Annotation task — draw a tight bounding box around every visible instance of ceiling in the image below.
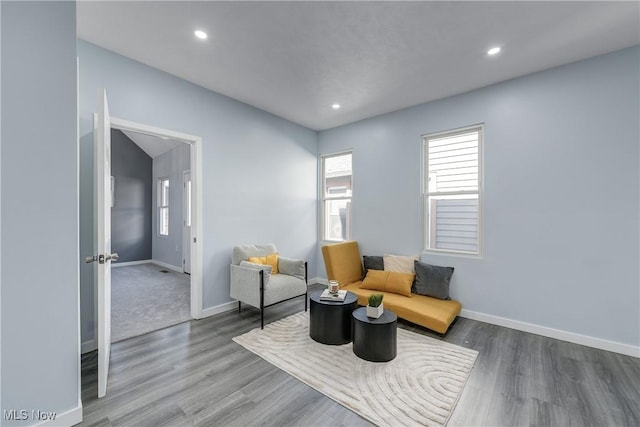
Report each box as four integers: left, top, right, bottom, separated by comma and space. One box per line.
121, 130, 184, 158
77, 1, 639, 131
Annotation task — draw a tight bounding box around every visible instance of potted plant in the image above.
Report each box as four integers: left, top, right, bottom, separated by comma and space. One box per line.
366, 293, 384, 319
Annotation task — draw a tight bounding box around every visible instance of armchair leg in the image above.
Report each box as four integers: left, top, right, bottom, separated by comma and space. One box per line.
238, 301, 241, 312
304, 261, 308, 312
259, 269, 265, 329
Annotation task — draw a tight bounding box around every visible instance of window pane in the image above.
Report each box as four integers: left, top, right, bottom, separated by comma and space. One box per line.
428, 130, 478, 192
160, 206, 169, 236
161, 179, 170, 206
324, 153, 352, 198
324, 199, 351, 241
428, 195, 478, 253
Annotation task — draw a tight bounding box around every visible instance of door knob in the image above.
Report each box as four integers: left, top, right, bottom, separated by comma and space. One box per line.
85, 255, 97, 263
106, 253, 119, 262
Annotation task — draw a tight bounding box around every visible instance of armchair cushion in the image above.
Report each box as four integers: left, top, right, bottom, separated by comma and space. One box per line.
278, 256, 305, 280
232, 243, 278, 265
248, 253, 279, 274
239, 260, 272, 285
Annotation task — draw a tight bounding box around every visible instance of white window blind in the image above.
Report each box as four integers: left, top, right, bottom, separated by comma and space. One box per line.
424, 126, 482, 254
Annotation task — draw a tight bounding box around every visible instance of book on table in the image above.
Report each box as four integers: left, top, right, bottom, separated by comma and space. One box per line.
320, 289, 347, 301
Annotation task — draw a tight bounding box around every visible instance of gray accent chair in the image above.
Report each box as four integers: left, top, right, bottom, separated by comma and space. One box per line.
230, 244, 308, 329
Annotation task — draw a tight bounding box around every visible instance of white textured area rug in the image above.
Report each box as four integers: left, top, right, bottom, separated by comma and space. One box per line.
233, 311, 478, 427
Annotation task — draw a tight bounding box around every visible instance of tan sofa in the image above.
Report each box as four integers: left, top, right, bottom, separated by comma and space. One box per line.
321, 241, 461, 334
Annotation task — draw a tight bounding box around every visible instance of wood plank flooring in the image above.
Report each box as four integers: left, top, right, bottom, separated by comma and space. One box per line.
79, 284, 640, 426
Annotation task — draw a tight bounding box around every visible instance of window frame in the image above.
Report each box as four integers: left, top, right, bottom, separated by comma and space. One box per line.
158, 177, 170, 237
320, 150, 353, 242
422, 124, 484, 256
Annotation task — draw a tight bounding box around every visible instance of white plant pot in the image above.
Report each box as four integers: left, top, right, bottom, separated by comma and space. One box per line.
366, 303, 384, 319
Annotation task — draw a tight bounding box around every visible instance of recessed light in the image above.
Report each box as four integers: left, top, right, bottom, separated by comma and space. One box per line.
194, 30, 208, 40
331, 103, 341, 110
487, 46, 501, 56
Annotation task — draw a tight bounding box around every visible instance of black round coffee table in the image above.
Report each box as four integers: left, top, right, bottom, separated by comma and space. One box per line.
352, 307, 398, 362
309, 290, 358, 345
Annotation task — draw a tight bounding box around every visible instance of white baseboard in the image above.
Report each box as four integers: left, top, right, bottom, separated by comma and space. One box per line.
201, 301, 238, 318
33, 399, 82, 426
151, 259, 183, 274
459, 308, 640, 358
111, 259, 152, 268
81, 340, 96, 354
308, 277, 327, 286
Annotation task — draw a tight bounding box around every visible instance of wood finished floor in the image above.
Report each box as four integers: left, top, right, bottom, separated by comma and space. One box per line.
80, 284, 640, 426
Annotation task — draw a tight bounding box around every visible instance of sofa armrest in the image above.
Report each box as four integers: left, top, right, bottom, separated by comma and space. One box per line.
278, 256, 306, 281
230, 263, 270, 308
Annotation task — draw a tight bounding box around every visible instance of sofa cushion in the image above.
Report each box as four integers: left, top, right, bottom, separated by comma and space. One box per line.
360, 270, 414, 297
343, 281, 461, 334
384, 254, 419, 273
322, 241, 363, 287
413, 260, 454, 300
248, 253, 279, 274
362, 255, 384, 277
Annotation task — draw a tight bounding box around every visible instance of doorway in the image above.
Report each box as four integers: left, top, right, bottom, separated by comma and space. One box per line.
103, 117, 202, 341
109, 127, 193, 342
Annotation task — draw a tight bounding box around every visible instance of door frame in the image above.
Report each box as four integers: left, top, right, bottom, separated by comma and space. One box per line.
110, 117, 204, 319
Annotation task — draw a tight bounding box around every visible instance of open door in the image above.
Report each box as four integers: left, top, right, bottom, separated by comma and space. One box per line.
183, 170, 192, 274
86, 88, 118, 398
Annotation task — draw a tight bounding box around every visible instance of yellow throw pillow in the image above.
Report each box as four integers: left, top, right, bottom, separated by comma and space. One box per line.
360, 270, 414, 297
248, 253, 279, 274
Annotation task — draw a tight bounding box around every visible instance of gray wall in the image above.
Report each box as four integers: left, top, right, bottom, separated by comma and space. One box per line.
111, 129, 153, 263
78, 40, 318, 347
318, 46, 640, 348
152, 143, 190, 269
1, 1, 80, 424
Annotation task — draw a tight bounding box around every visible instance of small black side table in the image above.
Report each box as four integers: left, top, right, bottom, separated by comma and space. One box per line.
309, 290, 358, 345
352, 307, 398, 362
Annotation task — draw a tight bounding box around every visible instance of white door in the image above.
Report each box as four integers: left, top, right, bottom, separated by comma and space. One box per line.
95, 89, 115, 398
183, 170, 192, 274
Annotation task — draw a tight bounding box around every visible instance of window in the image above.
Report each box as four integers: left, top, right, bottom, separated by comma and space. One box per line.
423, 125, 482, 255
321, 152, 352, 241
158, 178, 169, 236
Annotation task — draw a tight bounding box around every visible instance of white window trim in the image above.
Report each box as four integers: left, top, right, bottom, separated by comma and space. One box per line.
421, 124, 484, 257
158, 177, 170, 237
320, 150, 353, 243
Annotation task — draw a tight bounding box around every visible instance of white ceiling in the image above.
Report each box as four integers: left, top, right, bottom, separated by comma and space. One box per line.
121, 129, 184, 158
77, 1, 639, 131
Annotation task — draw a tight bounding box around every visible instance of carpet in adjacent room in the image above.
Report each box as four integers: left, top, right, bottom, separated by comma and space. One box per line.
111, 263, 190, 342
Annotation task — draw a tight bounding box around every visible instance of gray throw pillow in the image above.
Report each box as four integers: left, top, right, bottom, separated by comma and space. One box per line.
362, 255, 384, 278
413, 260, 454, 300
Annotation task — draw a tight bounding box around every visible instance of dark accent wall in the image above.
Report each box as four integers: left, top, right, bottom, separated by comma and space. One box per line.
111, 130, 153, 262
